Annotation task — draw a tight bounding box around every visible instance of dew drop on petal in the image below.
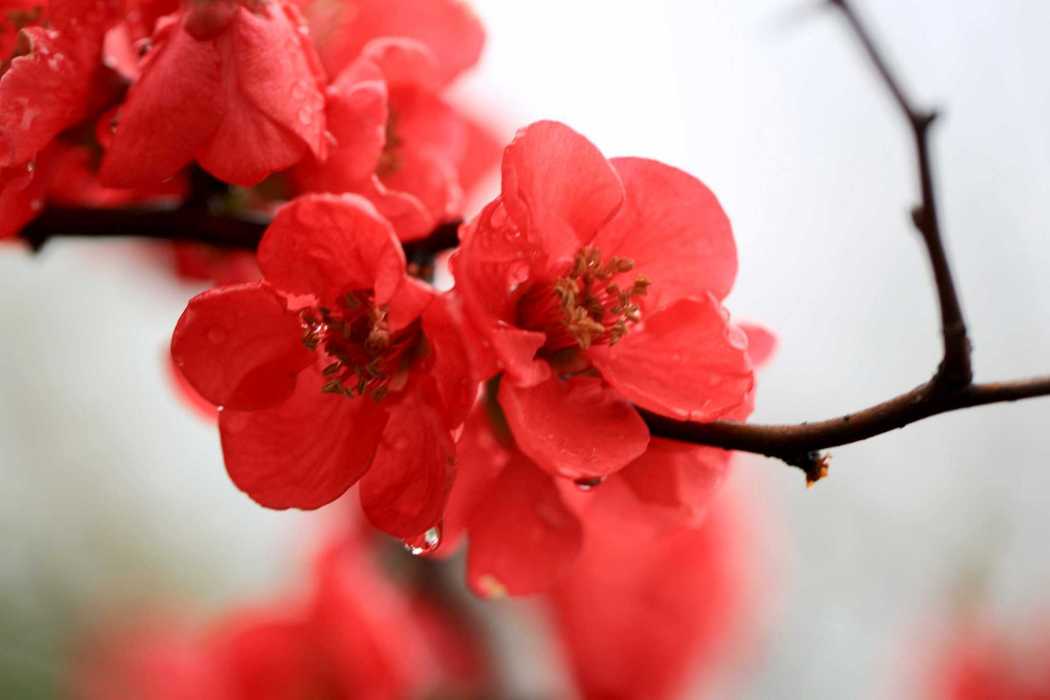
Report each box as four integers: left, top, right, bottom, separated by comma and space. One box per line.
297, 106, 313, 127
573, 476, 604, 491
29, 198, 42, 212
403, 524, 442, 556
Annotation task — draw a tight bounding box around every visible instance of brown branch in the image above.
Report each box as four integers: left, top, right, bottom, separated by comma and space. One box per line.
830, 0, 972, 387
641, 377, 1050, 483
11, 2, 1048, 485
634, 0, 1048, 483
19, 205, 462, 265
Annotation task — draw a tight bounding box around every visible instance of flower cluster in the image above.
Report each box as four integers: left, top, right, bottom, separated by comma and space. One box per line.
0, 0, 496, 244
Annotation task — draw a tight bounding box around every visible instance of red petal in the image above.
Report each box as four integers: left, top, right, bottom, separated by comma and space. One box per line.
591, 295, 753, 422
499, 375, 649, 481
618, 439, 732, 530
101, 17, 224, 186
170, 282, 314, 410
196, 4, 326, 185
359, 387, 454, 537
292, 56, 388, 192
740, 322, 777, 368
361, 37, 439, 91
258, 193, 406, 306
220, 368, 389, 509
593, 157, 737, 309
466, 457, 582, 597
435, 407, 508, 557
0, 0, 117, 169
355, 175, 433, 241
307, 0, 484, 87
380, 146, 462, 230
420, 292, 477, 430
501, 121, 624, 262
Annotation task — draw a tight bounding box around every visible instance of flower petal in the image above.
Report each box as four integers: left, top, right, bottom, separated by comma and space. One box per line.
591, 295, 753, 422
196, 4, 327, 185
100, 17, 224, 186
592, 157, 737, 310
434, 407, 508, 557
466, 457, 582, 597
307, 0, 484, 86
740, 322, 777, 368
499, 375, 649, 480
258, 193, 406, 306
359, 386, 454, 538
420, 292, 477, 430
292, 56, 388, 192
618, 439, 732, 530
219, 368, 389, 509
501, 121, 624, 261
170, 282, 314, 410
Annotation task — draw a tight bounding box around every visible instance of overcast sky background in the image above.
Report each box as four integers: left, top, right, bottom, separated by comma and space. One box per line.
2, 1, 1049, 698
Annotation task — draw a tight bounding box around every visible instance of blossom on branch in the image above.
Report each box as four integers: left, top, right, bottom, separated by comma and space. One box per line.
171, 193, 476, 539
452, 120, 755, 483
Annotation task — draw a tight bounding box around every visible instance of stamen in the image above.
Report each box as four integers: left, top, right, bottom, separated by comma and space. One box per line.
300, 290, 422, 400
518, 246, 650, 353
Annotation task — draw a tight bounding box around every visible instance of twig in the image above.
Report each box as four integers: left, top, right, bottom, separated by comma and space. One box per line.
638, 0, 1046, 483
19, 205, 462, 265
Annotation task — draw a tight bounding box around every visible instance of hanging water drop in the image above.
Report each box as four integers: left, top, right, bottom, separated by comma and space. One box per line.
574, 476, 604, 491
403, 524, 441, 556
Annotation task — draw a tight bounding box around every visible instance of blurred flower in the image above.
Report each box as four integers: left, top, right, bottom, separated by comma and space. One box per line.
70, 533, 489, 699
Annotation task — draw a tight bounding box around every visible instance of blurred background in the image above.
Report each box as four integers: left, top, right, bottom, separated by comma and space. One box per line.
2, 0, 1049, 697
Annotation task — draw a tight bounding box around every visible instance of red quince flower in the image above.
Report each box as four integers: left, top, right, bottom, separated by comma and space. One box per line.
453, 120, 754, 483
171, 193, 475, 538
299, 0, 484, 86
292, 21, 499, 241
101, 0, 328, 188
925, 619, 1050, 700
548, 490, 762, 700
71, 534, 489, 700
0, 0, 118, 175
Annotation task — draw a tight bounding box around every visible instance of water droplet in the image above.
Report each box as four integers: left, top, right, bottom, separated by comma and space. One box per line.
29, 198, 42, 212
25, 161, 34, 174
403, 524, 441, 556
324, 130, 338, 147
297, 106, 313, 126
207, 327, 227, 344
574, 476, 604, 491
109, 116, 119, 134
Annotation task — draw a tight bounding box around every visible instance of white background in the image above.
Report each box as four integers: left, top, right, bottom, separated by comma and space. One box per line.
2, 1, 1049, 697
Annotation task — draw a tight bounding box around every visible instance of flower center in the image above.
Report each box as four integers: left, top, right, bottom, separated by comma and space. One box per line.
519, 246, 649, 353
300, 290, 422, 401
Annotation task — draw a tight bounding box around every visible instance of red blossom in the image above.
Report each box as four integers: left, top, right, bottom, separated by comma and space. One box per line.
171, 193, 474, 539
452, 120, 755, 483
101, 0, 328, 188
291, 16, 500, 241
926, 620, 1050, 700
71, 534, 488, 700
549, 491, 760, 700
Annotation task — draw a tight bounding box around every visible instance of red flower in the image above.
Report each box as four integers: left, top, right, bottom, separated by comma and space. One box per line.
453, 120, 754, 483
101, 0, 328, 188
0, 0, 118, 175
171, 193, 474, 538
292, 4, 499, 241
926, 620, 1050, 700
299, 0, 484, 86
71, 534, 488, 700
548, 491, 761, 700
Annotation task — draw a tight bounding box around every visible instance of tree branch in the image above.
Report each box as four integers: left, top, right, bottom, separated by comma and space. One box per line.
19, 205, 461, 265
636, 0, 1048, 483
12, 1, 1049, 485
